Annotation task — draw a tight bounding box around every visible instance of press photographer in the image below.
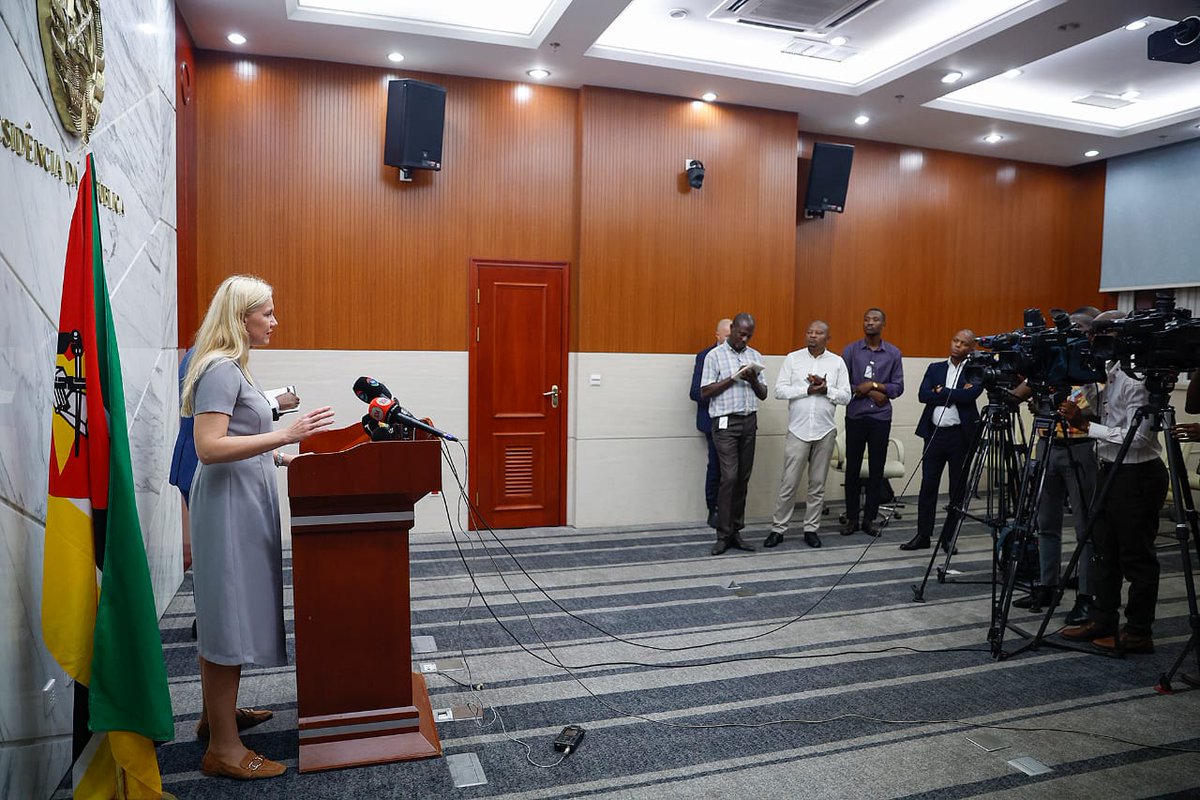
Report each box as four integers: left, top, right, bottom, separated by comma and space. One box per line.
1059, 311, 1171, 654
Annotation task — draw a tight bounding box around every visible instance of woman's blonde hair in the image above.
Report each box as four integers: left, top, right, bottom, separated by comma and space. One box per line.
180, 275, 273, 416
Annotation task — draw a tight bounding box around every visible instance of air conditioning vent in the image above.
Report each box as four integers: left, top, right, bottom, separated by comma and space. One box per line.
710, 0, 884, 34
1072, 92, 1133, 110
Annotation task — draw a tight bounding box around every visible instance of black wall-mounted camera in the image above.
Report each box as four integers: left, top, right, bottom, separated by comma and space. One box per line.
1148, 16, 1200, 64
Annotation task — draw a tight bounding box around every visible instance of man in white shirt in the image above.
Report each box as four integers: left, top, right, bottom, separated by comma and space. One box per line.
902, 330, 983, 551
764, 320, 850, 549
1060, 355, 1169, 654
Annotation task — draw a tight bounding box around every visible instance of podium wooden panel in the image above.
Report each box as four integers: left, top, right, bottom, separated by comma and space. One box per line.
289, 425, 443, 772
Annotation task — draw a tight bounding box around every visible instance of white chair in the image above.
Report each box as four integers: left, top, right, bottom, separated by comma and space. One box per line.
831, 427, 908, 521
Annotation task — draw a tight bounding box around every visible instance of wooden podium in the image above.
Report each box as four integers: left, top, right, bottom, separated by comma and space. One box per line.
289, 425, 443, 772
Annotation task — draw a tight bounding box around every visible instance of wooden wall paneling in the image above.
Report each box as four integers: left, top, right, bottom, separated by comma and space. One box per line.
194, 53, 577, 351
578, 88, 799, 355
175, 10, 197, 345
794, 136, 1109, 358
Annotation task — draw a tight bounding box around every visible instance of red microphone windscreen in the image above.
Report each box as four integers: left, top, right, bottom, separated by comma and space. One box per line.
368, 396, 394, 422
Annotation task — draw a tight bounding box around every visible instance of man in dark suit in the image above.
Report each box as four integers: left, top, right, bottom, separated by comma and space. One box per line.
691, 318, 732, 528
902, 329, 983, 551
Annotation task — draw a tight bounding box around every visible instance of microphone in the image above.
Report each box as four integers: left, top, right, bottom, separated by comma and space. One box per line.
353, 376, 392, 403
367, 397, 459, 442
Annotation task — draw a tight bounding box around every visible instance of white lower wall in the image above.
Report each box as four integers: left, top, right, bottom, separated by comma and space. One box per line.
257, 349, 1200, 535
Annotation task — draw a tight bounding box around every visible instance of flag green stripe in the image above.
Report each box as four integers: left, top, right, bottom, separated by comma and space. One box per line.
85, 156, 174, 742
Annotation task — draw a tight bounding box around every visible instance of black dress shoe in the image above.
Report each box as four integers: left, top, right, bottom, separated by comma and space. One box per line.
863, 522, 883, 538
939, 539, 958, 555
1013, 586, 1052, 611
763, 531, 784, 548
840, 520, 860, 536
804, 531, 822, 548
1064, 595, 1092, 626
729, 535, 755, 552
707, 509, 719, 529
711, 540, 729, 556
899, 535, 930, 551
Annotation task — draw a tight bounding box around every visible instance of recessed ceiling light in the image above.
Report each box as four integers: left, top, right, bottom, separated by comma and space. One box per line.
527, 68, 551, 79
854, 114, 870, 126
387, 52, 404, 63
941, 71, 964, 84
829, 36, 848, 47
227, 32, 246, 45
1119, 89, 1140, 101
1002, 68, 1023, 79
983, 133, 1004, 144
668, 8, 688, 19
701, 91, 717, 102
1124, 20, 1148, 32
1084, 149, 1100, 157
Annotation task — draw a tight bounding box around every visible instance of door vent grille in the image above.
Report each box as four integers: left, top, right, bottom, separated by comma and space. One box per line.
504, 447, 534, 495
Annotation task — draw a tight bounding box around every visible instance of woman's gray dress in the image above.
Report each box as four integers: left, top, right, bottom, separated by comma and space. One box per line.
189, 359, 287, 667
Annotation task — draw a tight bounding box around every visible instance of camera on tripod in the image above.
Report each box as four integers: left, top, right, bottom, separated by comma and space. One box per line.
1088, 292, 1200, 379
967, 308, 1104, 392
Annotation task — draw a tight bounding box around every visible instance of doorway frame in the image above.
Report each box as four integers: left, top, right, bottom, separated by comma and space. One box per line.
467, 258, 571, 527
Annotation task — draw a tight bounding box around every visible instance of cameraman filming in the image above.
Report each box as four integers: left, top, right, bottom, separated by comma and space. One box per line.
1060, 314, 1169, 654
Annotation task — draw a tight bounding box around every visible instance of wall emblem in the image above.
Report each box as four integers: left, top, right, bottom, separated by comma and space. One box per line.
37, 0, 106, 143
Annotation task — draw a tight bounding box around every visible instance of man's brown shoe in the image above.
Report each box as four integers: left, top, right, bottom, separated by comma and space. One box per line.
200, 750, 286, 780
196, 708, 273, 740
1060, 620, 1112, 642
1093, 630, 1154, 654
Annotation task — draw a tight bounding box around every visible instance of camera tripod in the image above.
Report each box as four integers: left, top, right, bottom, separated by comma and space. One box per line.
1006, 375, 1200, 686
988, 396, 1095, 659
911, 386, 1024, 603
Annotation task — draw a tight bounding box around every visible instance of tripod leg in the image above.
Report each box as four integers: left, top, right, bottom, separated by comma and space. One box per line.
1155, 411, 1200, 691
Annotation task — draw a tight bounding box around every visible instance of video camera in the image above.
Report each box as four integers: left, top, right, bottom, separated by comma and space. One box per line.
1088, 292, 1200, 378
966, 308, 1105, 391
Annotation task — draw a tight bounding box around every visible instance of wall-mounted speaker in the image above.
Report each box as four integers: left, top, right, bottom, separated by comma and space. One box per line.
803, 142, 855, 218
384, 79, 447, 172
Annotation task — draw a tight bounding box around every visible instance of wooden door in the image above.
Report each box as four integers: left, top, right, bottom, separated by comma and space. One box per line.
469, 260, 568, 528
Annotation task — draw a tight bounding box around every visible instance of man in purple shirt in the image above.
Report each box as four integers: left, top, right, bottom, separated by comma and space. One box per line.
841, 308, 904, 536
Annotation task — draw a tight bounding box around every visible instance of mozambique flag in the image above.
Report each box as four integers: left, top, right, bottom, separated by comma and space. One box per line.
42, 154, 175, 799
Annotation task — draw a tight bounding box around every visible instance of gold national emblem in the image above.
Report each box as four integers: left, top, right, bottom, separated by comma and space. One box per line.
37, 0, 106, 143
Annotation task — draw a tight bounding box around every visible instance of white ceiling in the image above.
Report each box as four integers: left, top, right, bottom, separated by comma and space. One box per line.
176, 0, 1200, 166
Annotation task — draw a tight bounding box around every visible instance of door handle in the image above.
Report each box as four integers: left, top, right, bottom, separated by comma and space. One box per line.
542, 384, 559, 408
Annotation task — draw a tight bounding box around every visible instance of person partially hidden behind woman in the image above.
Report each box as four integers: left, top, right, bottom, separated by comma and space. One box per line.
180, 275, 335, 779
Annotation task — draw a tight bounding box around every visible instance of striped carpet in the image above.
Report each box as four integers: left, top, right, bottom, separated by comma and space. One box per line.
146, 506, 1200, 798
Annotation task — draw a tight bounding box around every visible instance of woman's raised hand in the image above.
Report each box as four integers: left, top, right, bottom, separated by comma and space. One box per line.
283, 406, 336, 444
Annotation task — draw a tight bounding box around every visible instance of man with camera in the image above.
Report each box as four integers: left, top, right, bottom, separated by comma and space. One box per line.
1059, 337, 1169, 653
901, 330, 982, 552
1010, 312, 1102, 624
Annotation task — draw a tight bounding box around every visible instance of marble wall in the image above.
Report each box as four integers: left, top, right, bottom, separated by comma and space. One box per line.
0, 1, 180, 797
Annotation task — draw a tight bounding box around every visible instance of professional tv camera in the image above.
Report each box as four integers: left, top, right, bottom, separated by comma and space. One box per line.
966, 308, 1104, 392
1088, 292, 1200, 382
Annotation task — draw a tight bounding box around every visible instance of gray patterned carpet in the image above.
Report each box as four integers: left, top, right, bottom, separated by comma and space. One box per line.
145, 505, 1200, 798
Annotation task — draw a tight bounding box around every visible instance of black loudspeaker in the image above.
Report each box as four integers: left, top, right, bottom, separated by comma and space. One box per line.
384, 79, 447, 171
803, 142, 855, 216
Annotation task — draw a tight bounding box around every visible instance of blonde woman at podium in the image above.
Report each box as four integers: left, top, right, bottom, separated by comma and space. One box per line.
181, 275, 334, 780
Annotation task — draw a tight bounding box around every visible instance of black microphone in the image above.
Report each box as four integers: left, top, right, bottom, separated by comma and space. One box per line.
368, 397, 459, 442
390, 407, 460, 442
353, 376, 392, 403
